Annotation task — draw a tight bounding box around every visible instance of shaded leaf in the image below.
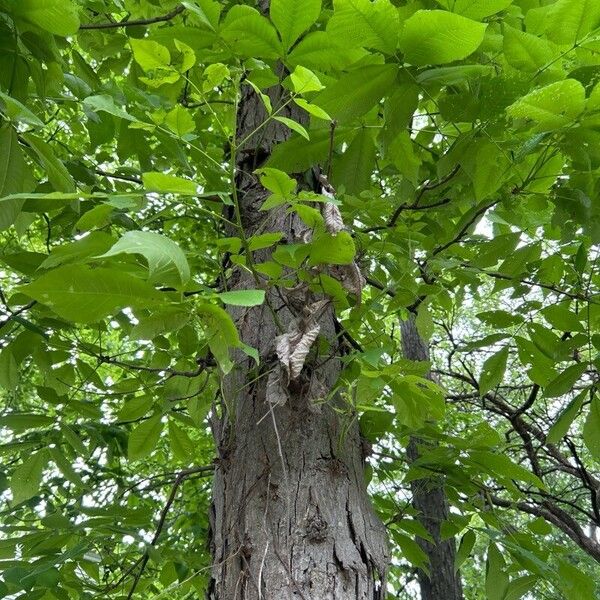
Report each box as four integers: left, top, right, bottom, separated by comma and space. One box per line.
11, 451, 48, 504
99, 231, 191, 287
19, 265, 164, 323
128, 415, 164, 461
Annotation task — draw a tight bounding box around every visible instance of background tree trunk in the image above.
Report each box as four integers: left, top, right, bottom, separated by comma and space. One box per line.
207, 73, 388, 598
401, 316, 463, 600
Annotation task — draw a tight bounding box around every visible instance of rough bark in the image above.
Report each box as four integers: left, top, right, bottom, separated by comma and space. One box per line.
207, 72, 388, 598
400, 316, 463, 600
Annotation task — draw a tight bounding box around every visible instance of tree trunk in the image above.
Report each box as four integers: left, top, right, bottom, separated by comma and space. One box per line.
207, 69, 388, 598
400, 317, 463, 600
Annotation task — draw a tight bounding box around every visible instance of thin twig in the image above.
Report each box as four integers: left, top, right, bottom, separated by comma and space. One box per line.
363, 165, 460, 233
126, 465, 215, 599
80, 5, 185, 30
0, 301, 37, 330
94, 168, 142, 184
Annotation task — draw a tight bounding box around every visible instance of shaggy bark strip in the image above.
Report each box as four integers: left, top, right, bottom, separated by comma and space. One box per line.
401, 316, 463, 600
207, 67, 388, 599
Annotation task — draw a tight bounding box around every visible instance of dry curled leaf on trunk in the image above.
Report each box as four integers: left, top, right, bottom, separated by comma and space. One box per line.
275, 317, 320, 381
316, 173, 365, 303
274, 300, 329, 382
322, 202, 345, 234
344, 260, 366, 304
318, 174, 345, 235
332, 262, 366, 299
266, 369, 288, 406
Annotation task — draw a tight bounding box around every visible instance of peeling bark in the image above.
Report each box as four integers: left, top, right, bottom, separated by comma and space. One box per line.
400, 316, 463, 600
207, 68, 388, 599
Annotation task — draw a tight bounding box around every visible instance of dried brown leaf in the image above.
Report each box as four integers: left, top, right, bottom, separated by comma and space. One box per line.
322, 202, 344, 234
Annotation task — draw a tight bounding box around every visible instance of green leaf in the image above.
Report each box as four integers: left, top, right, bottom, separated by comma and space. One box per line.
0, 126, 34, 230
49, 447, 83, 487
18, 265, 164, 323
165, 105, 195, 137
221, 5, 282, 59
271, 0, 321, 50
309, 231, 356, 265
544, 363, 587, 398
583, 396, 600, 461
273, 116, 310, 140
11, 451, 48, 505
267, 126, 354, 173
178, 324, 198, 355
130, 39, 171, 71
287, 30, 366, 71
455, 530, 476, 572
547, 390, 586, 443
399, 10, 487, 66
435, 0, 514, 20
174, 39, 196, 72
461, 140, 510, 201
293, 98, 331, 120
503, 25, 558, 73
246, 79, 273, 114
13, 0, 80, 36
99, 231, 191, 288
470, 451, 545, 488
392, 375, 445, 428
527, 517, 552, 536
479, 347, 508, 396
197, 303, 240, 373
557, 560, 597, 600
0, 414, 54, 432
0, 91, 44, 127
0, 350, 18, 391
41, 231, 116, 269
507, 79, 585, 132
477, 310, 523, 328
314, 64, 397, 123
61, 424, 88, 456
388, 131, 421, 186
327, 0, 400, 53
541, 305, 584, 332
527, 323, 571, 362
334, 128, 377, 194
22, 133, 75, 193
290, 66, 324, 94
128, 415, 164, 461
182, 0, 221, 31
486, 544, 509, 600
543, 0, 600, 46
83, 95, 137, 122
168, 420, 195, 462
248, 232, 284, 251
131, 308, 190, 340
75, 204, 114, 232
392, 531, 429, 569
417, 64, 494, 85
218, 290, 266, 307
142, 172, 198, 195
256, 168, 296, 198
415, 305, 434, 343
118, 396, 154, 422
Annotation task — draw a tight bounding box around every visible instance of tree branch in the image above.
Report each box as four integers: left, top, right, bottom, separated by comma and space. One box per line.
488, 493, 600, 563
80, 5, 185, 30
126, 465, 215, 599
363, 165, 460, 233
